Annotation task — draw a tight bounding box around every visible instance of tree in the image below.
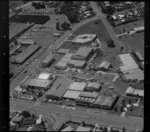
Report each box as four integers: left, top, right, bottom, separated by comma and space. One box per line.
21, 110, 31, 117
120, 46, 124, 52
61, 22, 70, 30
56, 22, 60, 30
81, 121, 86, 126
107, 39, 115, 48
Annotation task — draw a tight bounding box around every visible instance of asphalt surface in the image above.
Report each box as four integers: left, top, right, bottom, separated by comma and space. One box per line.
10, 2, 143, 131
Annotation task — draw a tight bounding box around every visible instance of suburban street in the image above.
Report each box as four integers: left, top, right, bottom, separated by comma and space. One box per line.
10, 2, 143, 131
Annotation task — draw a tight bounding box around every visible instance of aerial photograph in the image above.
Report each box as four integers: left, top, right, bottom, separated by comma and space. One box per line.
9, 1, 144, 131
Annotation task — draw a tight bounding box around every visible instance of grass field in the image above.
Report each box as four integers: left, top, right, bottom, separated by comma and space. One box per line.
119, 32, 144, 54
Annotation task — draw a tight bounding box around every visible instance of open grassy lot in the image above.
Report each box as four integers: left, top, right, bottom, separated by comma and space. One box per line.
119, 32, 144, 54
113, 20, 144, 34
74, 19, 111, 42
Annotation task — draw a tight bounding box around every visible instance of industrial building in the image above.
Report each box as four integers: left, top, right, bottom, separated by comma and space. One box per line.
76, 126, 92, 132
76, 96, 95, 107
72, 34, 97, 45
85, 82, 101, 92
125, 87, 144, 98
123, 69, 144, 83
12, 45, 41, 64
45, 78, 73, 100
79, 92, 98, 99
17, 39, 35, 46
55, 61, 67, 70
41, 54, 55, 67
71, 46, 93, 61
99, 61, 111, 71
68, 82, 87, 91
68, 60, 86, 69
38, 72, 51, 80
133, 26, 144, 33
63, 90, 81, 100
132, 51, 144, 62
28, 78, 52, 91
94, 94, 118, 110
118, 53, 139, 73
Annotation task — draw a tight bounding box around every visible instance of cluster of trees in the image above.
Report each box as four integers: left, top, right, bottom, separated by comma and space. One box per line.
32, 2, 45, 9
56, 21, 71, 31
55, 1, 80, 23
107, 39, 116, 48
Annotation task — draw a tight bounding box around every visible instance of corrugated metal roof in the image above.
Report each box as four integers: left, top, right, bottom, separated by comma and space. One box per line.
79, 92, 98, 98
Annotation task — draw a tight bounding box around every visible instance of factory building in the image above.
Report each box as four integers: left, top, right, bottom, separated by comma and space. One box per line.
28, 78, 52, 91
132, 51, 144, 62
94, 94, 118, 110
63, 90, 81, 100
71, 46, 93, 61
99, 61, 111, 71
79, 92, 98, 99
41, 54, 55, 67
38, 72, 51, 80
45, 78, 73, 100
76, 97, 95, 107
68, 82, 87, 91
118, 53, 139, 73
68, 60, 86, 69
85, 82, 102, 92
125, 87, 144, 98
12, 45, 41, 64
72, 34, 97, 45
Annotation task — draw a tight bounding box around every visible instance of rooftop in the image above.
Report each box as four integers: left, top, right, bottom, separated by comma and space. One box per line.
38, 72, 51, 80
79, 91, 98, 98
63, 90, 81, 99
42, 54, 55, 64
68, 82, 87, 91
87, 82, 101, 89
99, 61, 111, 69
76, 126, 92, 132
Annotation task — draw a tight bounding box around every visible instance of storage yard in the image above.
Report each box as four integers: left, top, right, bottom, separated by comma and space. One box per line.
9, 1, 144, 131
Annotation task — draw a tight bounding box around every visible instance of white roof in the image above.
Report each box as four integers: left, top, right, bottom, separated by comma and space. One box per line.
134, 26, 144, 31
133, 89, 144, 97
119, 53, 139, 72
87, 82, 101, 89
72, 34, 97, 44
99, 61, 110, 69
126, 87, 135, 94
68, 82, 87, 91
63, 90, 81, 99
38, 72, 51, 80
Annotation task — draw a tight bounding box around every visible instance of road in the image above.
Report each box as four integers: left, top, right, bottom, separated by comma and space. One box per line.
10, 2, 143, 131
10, 99, 143, 131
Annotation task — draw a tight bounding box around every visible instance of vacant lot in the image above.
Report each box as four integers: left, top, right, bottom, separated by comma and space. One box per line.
119, 32, 144, 54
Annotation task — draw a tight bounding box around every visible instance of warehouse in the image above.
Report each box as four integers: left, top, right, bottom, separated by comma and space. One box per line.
133, 26, 144, 33
38, 72, 51, 80
28, 78, 52, 90
94, 94, 118, 110
45, 78, 73, 100
99, 61, 111, 71
17, 39, 35, 46
133, 51, 144, 62
76, 97, 95, 107
79, 92, 98, 99
55, 61, 67, 70
72, 34, 97, 45
85, 82, 101, 92
118, 53, 139, 73
63, 90, 81, 100
123, 69, 144, 82
57, 48, 70, 54
42, 54, 55, 67
68, 82, 87, 91
68, 60, 86, 69
72, 46, 93, 61
76, 126, 92, 132
13, 45, 41, 64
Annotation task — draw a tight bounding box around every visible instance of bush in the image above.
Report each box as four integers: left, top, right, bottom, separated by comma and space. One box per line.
107, 39, 115, 48
61, 22, 70, 30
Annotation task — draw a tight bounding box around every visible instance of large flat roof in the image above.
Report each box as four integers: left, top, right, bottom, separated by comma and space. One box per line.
45, 78, 73, 98
28, 78, 52, 89
38, 72, 51, 80
14, 45, 40, 64
73, 46, 92, 59
63, 90, 81, 99
68, 82, 87, 91
118, 53, 139, 72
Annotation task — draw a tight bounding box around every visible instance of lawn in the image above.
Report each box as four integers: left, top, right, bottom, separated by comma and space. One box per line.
119, 32, 144, 54
74, 19, 112, 42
